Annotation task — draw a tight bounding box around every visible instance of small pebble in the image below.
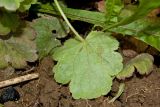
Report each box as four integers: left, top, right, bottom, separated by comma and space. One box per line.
0, 86, 20, 103
122, 49, 137, 58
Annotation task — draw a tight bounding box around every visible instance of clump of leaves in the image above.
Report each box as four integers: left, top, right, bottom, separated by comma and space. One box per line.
0, 0, 38, 69
39, 0, 160, 51
35, 0, 159, 100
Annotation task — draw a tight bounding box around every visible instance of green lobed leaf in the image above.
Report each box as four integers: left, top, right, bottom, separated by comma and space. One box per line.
0, 12, 19, 36
53, 31, 123, 99
33, 16, 69, 59
117, 53, 154, 79
0, 23, 38, 69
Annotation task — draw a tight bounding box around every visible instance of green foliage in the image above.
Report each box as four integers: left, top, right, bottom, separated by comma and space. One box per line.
107, 0, 160, 28
0, 24, 38, 69
105, 0, 123, 24
36, 0, 160, 100
53, 31, 123, 99
19, 0, 37, 12
39, 3, 106, 27
110, 8, 160, 51
32, 16, 69, 59
0, 11, 19, 36
117, 53, 154, 79
38, 1, 160, 52
0, 104, 3, 107
0, 0, 37, 36
0, 0, 22, 11
0, 0, 159, 101
0, 0, 37, 69
112, 22, 160, 51
0, 0, 37, 11
136, 34, 160, 51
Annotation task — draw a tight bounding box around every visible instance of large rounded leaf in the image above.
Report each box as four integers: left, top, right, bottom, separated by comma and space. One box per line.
53, 31, 123, 99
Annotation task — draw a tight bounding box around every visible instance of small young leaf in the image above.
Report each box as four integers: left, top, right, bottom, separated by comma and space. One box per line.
0, 24, 38, 69
53, 31, 123, 99
33, 16, 69, 59
117, 53, 154, 79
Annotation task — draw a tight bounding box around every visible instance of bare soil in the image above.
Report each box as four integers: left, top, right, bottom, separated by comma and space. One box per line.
0, 54, 158, 107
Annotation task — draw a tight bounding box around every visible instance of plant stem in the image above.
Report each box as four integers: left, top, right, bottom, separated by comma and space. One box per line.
108, 83, 125, 103
54, 0, 84, 42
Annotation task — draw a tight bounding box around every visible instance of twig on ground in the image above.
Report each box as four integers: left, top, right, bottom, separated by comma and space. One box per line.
0, 73, 39, 88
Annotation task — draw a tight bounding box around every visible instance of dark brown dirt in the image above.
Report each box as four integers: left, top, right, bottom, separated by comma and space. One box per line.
112, 67, 160, 107
0, 56, 160, 107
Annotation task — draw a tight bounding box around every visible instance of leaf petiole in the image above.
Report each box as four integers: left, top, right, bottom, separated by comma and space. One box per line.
54, 0, 85, 42
109, 83, 125, 103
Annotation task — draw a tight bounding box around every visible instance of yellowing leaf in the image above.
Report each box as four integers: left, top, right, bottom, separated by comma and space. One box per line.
117, 53, 154, 79
53, 31, 123, 99
0, 24, 38, 69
